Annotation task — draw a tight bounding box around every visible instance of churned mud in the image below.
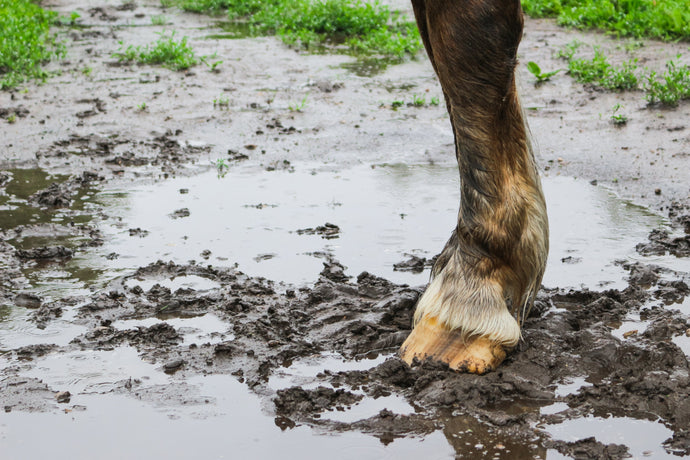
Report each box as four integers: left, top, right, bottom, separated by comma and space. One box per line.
1, 0, 690, 458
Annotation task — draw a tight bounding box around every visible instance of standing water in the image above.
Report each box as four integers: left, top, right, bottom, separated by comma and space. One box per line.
0, 163, 684, 459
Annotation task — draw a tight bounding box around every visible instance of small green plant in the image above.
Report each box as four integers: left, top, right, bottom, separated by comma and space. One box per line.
391, 100, 404, 110
55, 11, 81, 26
81, 66, 93, 76
609, 103, 628, 125
288, 94, 308, 112
160, 0, 175, 7
560, 43, 640, 91
604, 58, 639, 91
6, 113, 16, 124
555, 40, 582, 61
114, 32, 198, 71
213, 94, 229, 108
136, 102, 148, 111
430, 96, 440, 106
527, 61, 562, 83
411, 94, 426, 107
200, 54, 223, 72
214, 158, 229, 177
622, 40, 644, 53
151, 15, 168, 25
644, 57, 690, 107
567, 47, 610, 84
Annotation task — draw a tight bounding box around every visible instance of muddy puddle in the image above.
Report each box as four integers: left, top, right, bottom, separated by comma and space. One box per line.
2, 0, 690, 457
2, 163, 690, 459
28, 162, 683, 289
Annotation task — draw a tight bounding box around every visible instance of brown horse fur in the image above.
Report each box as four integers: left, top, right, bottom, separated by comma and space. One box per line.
399, 0, 549, 374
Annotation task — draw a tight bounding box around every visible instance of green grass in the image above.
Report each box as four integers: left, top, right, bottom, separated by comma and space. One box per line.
170, 0, 421, 59
0, 0, 66, 89
114, 32, 198, 70
522, 0, 690, 41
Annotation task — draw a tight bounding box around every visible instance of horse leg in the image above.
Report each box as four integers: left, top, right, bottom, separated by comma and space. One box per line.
400, 0, 549, 374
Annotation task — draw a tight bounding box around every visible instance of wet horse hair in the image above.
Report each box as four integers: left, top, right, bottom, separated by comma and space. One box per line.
400, 0, 549, 373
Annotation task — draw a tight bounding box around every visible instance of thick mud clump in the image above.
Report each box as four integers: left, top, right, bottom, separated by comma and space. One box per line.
4, 253, 688, 456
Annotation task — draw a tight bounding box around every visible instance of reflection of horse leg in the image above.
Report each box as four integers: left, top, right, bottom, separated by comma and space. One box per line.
400, 0, 549, 374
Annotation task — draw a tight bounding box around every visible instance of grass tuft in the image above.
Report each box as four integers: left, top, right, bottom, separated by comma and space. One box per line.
0, 0, 66, 89
559, 43, 639, 91
114, 32, 198, 70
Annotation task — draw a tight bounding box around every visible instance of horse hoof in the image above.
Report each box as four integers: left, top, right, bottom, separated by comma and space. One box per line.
399, 316, 508, 374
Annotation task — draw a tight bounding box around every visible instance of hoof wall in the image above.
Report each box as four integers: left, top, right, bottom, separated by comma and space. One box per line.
399, 316, 507, 374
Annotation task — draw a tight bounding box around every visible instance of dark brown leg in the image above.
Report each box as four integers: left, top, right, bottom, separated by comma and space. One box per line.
400, 0, 549, 373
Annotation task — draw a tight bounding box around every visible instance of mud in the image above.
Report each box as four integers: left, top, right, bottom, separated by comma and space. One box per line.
1, 0, 690, 458
4, 256, 690, 457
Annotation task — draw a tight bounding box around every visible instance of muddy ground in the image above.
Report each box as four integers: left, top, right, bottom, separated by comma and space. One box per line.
1, 0, 690, 459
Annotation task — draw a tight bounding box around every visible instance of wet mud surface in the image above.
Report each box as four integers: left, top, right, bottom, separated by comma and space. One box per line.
2, 0, 690, 458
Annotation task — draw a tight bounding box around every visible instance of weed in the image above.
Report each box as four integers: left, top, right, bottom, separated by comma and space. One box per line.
609, 103, 628, 125
214, 158, 229, 177
7, 113, 16, 124
114, 32, 198, 71
644, 57, 690, 106
561, 44, 640, 91
567, 47, 610, 84
200, 55, 223, 72
160, 0, 175, 7
137, 102, 148, 111
391, 100, 404, 110
604, 59, 639, 91
527, 61, 562, 83
82, 66, 93, 76
55, 11, 81, 26
151, 15, 168, 25
288, 94, 308, 112
213, 94, 229, 108
554, 40, 582, 61
522, 0, 690, 41
622, 40, 644, 53
0, 0, 66, 89
388, 95, 440, 109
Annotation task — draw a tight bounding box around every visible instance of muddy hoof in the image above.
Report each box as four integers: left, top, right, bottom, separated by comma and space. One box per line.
399, 316, 507, 374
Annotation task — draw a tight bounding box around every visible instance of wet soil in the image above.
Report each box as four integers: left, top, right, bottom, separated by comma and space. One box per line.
1, 0, 690, 458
